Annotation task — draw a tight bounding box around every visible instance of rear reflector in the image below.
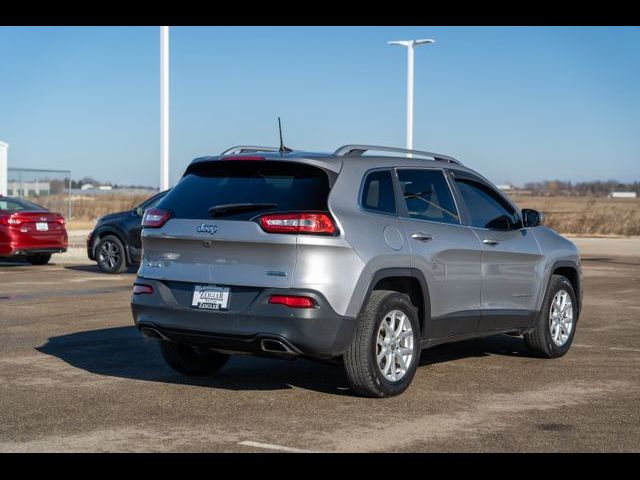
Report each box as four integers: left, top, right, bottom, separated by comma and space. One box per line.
259, 213, 336, 235
142, 208, 171, 228
133, 284, 154, 295
268, 295, 316, 308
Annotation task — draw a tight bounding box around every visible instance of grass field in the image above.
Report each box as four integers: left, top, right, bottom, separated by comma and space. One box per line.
509, 195, 640, 236
32, 192, 640, 236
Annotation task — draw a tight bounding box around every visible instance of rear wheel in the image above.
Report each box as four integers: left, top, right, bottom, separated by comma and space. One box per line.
524, 275, 578, 358
27, 254, 51, 265
344, 290, 420, 397
96, 235, 127, 274
159, 341, 230, 376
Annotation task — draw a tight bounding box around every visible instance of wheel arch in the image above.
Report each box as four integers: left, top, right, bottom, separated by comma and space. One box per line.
91, 226, 132, 265
544, 260, 582, 317
359, 268, 431, 338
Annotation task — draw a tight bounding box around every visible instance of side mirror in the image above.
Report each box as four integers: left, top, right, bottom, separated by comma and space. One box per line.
135, 206, 144, 217
522, 208, 543, 228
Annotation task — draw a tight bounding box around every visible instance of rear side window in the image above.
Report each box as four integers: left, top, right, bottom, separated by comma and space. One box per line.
361, 170, 397, 214
158, 161, 331, 220
397, 169, 460, 224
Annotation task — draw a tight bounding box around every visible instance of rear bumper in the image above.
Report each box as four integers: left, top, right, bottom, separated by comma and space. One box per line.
130, 277, 357, 359
1, 246, 67, 257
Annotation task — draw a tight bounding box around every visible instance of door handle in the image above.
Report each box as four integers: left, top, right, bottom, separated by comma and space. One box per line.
411, 232, 433, 242
483, 238, 500, 246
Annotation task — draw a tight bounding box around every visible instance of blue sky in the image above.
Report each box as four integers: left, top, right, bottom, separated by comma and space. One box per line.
0, 26, 638, 187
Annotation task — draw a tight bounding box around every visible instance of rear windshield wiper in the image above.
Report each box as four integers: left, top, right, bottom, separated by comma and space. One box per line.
208, 203, 278, 217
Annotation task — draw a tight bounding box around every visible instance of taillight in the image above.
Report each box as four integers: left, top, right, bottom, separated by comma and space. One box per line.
0, 215, 22, 227
55, 216, 65, 225
268, 295, 316, 308
142, 208, 171, 228
133, 284, 154, 295
258, 213, 336, 235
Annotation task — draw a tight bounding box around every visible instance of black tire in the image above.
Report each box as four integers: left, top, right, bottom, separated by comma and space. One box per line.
344, 290, 421, 398
159, 341, 230, 376
524, 275, 578, 358
27, 254, 52, 265
96, 235, 127, 274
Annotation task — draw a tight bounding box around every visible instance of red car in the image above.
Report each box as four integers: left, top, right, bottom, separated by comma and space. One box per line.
0, 196, 67, 265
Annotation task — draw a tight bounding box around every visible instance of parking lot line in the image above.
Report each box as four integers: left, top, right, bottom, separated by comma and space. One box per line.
238, 441, 317, 453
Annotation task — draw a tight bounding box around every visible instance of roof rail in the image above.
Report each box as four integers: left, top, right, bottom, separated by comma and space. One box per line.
333, 144, 463, 166
220, 145, 280, 155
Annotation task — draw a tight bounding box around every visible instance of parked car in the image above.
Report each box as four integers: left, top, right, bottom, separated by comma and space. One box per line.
87, 190, 168, 273
131, 145, 582, 397
0, 195, 67, 265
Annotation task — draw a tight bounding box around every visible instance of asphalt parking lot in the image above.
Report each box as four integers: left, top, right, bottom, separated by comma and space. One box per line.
1, 237, 639, 452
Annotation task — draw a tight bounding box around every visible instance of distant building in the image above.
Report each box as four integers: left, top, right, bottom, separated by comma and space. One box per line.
609, 191, 637, 199
98, 185, 113, 191
80, 183, 95, 191
497, 184, 514, 192
7, 181, 51, 197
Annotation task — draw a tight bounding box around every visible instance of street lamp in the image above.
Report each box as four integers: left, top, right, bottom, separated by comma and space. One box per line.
160, 26, 169, 191
388, 38, 435, 155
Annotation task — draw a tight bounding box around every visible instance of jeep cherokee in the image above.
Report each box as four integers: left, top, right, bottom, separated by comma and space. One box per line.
131, 144, 582, 397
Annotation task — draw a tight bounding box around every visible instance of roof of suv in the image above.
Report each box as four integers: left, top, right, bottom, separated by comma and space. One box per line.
189, 144, 476, 177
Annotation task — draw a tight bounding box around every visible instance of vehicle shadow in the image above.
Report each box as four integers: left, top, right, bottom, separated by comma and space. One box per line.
36, 326, 353, 396
419, 334, 536, 367
0, 259, 30, 267
63, 264, 138, 274
37, 326, 535, 397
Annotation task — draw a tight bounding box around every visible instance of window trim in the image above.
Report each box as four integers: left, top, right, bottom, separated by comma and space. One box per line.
449, 170, 524, 231
393, 166, 463, 226
358, 167, 400, 217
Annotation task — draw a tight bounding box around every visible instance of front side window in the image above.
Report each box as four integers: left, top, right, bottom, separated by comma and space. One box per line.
396, 169, 460, 224
454, 178, 522, 230
361, 170, 397, 214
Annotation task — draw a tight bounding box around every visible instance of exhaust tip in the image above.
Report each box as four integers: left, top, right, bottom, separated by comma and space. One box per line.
139, 326, 166, 340
260, 338, 298, 355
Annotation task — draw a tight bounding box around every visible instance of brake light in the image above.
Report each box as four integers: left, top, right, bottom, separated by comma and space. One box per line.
268, 295, 316, 308
55, 216, 66, 225
258, 213, 336, 235
142, 208, 171, 228
0, 214, 23, 226
133, 284, 154, 295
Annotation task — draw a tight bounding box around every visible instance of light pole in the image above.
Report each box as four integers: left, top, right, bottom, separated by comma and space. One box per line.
388, 38, 435, 155
160, 26, 170, 191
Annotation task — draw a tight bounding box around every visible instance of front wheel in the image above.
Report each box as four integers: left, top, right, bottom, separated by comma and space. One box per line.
159, 341, 230, 376
27, 254, 52, 265
344, 290, 420, 397
96, 235, 127, 274
524, 275, 578, 358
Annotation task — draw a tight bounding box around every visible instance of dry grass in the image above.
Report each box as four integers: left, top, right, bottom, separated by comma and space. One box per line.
30, 192, 640, 236
509, 195, 640, 236
34, 193, 150, 222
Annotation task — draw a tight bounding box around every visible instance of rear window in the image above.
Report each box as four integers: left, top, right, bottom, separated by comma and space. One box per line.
158, 160, 331, 220
0, 197, 46, 212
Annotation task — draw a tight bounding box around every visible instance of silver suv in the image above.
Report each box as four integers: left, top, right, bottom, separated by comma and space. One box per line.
131, 144, 582, 397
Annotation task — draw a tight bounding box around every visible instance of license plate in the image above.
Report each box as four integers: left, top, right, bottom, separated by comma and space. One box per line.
36, 222, 49, 231
191, 285, 230, 310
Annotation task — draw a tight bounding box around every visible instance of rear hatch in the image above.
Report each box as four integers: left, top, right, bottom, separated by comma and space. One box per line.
139, 159, 337, 299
